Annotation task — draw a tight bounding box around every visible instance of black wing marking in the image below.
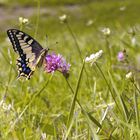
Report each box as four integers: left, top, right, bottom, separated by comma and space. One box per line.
7, 29, 46, 79
7, 29, 43, 58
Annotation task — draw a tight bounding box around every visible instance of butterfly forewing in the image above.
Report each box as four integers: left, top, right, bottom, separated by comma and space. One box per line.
7, 29, 48, 79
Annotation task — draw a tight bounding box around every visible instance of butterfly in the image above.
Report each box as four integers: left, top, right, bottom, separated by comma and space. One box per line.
7, 29, 49, 80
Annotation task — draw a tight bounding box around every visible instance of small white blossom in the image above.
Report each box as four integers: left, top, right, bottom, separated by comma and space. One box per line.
59, 14, 67, 23
126, 72, 132, 79
41, 132, 46, 140
19, 17, 29, 24
119, 6, 126, 11
131, 37, 136, 46
2, 103, 12, 111
86, 19, 94, 26
0, 99, 12, 112
85, 50, 103, 64
23, 18, 28, 24
101, 27, 111, 36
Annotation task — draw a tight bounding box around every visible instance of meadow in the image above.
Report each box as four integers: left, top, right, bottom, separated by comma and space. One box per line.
0, 0, 140, 139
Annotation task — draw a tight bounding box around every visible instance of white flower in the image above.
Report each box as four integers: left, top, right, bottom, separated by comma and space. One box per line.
126, 72, 132, 79
0, 98, 12, 112
19, 17, 29, 24
41, 132, 46, 140
85, 50, 103, 64
2, 103, 12, 111
131, 37, 136, 46
59, 14, 67, 23
119, 6, 126, 11
86, 19, 94, 26
101, 27, 111, 36
22, 18, 29, 24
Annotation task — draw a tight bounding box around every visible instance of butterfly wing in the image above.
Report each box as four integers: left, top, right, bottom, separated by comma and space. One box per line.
7, 29, 48, 79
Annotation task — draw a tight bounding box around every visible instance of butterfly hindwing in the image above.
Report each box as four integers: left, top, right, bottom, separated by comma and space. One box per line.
7, 29, 48, 79
16, 55, 33, 79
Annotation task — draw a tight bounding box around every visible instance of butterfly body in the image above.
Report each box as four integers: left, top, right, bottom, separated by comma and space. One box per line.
7, 29, 49, 79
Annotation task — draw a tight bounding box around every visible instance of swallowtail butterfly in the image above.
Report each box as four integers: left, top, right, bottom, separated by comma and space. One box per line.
7, 29, 49, 79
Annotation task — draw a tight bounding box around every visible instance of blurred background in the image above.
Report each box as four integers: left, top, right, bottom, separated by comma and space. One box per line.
1, 0, 140, 60
1, 0, 140, 37
0, 0, 140, 139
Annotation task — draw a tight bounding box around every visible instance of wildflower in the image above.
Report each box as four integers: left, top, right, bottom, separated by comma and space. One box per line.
119, 6, 126, 11
59, 14, 67, 23
45, 53, 70, 77
0, 99, 12, 112
85, 50, 103, 65
117, 51, 124, 61
2, 103, 12, 111
131, 37, 136, 46
19, 17, 29, 24
101, 27, 111, 36
86, 19, 94, 26
126, 72, 132, 79
41, 132, 46, 140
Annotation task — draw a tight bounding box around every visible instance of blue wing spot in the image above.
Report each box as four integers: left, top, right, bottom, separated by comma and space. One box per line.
25, 68, 31, 74
22, 64, 26, 68
23, 67, 27, 72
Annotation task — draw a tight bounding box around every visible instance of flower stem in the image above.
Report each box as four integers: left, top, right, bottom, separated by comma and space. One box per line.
65, 78, 83, 109
65, 20, 91, 91
105, 36, 111, 66
65, 21, 83, 61
65, 61, 99, 139
34, 0, 40, 39
132, 80, 140, 95
66, 60, 85, 128
95, 62, 121, 113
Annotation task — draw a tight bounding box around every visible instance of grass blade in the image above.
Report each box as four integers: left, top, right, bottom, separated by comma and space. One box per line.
108, 71, 129, 121
134, 90, 140, 129
7, 74, 53, 135
66, 61, 85, 136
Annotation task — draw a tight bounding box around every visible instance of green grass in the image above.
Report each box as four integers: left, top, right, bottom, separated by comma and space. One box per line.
1, 0, 140, 139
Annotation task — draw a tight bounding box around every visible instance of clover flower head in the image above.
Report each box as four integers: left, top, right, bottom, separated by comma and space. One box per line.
45, 53, 70, 77
117, 51, 124, 61
85, 50, 103, 64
